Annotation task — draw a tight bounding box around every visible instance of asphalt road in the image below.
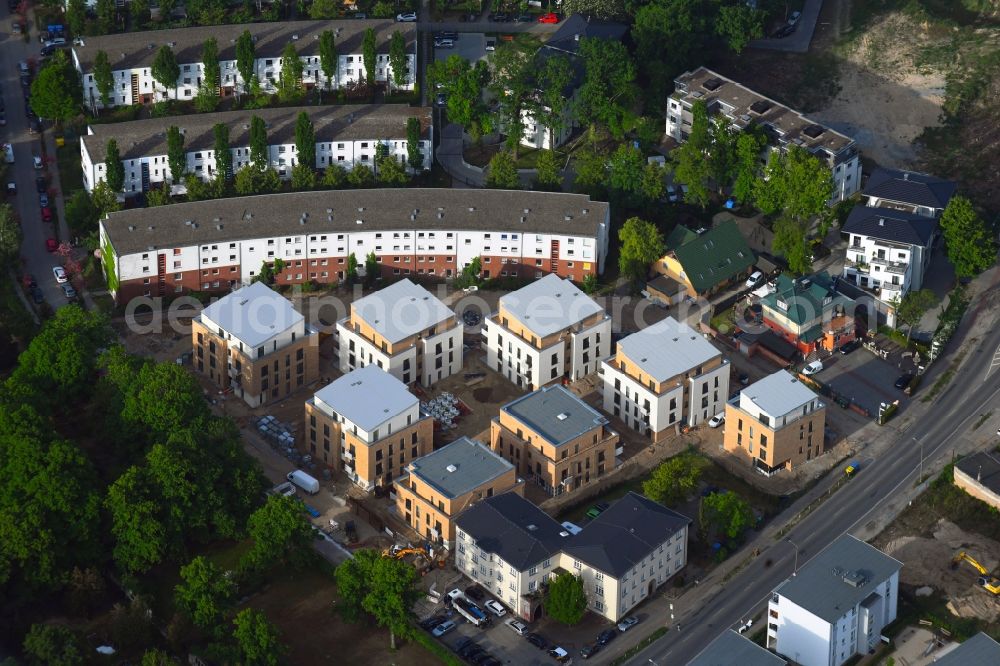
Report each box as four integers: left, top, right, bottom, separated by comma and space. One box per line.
2, 16, 68, 309
628, 322, 1000, 664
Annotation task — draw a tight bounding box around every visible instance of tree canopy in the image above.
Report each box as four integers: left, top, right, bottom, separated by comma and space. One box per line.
485, 150, 520, 189
175, 556, 236, 634
939, 195, 995, 278
233, 608, 286, 666
618, 217, 663, 284
700, 490, 754, 541
151, 46, 180, 98
105, 139, 125, 192
335, 548, 420, 648
0, 203, 22, 263
318, 30, 338, 92
643, 451, 702, 506
295, 112, 316, 171
30, 51, 83, 123
241, 495, 315, 573
895, 288, 937, 342
545, 572, 587, 625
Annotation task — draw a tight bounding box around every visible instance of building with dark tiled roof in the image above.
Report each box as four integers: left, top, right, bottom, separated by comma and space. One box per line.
931, 632, 1000, 665
862, 167, 956, 217
652, 221, 756, 298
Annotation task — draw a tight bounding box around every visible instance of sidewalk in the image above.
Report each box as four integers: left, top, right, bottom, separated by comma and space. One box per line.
436, 123, 537, 188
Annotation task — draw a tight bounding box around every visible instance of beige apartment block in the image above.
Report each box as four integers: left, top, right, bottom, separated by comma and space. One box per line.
724, 370, 826, 474
393, 437, 523, 545
192, 281, 319, 408
304, 365, 433, 489
490, 385, 619, 497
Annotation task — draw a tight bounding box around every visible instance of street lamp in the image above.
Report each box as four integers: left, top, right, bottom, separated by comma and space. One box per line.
648, 659, 660, 666
786, 537, 800, 574
913, 436, 924, 484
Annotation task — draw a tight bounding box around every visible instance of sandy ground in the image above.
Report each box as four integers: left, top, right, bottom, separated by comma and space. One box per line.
881, 519, 1000, 622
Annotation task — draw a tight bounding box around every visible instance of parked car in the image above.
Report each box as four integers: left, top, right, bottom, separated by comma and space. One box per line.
505, 618, 529, 636
33, 155, 43, 169
526, 632, 548, 649
30, 286, 44, 304
667, 184, 678, 202
802, 360, 824, 376
483, 599, 506, 617
6, 182, 15, 195
464, 586, 485, 601
596, 629, 617, 646
44, 37, 67, 48
396, 12, 417, 21
839, 340, 860, 355
41, 206, 52, 222
772, 24, 796, 38
0, 111, 6, 126
61, 282, 77, 300
17, 60, 29, 75
514, 13, 533, 22
538, 12, 559, 23
452, 637, 474, 654
617, 616, 640, 632
580, 644, 600, 659
745, 270, 764, 289
36, 176, 47, 193
434, 31, 457, 40
39, 193, 49, 207
434, 38, 455, 49
45, 237, 57, 252
548, 647, 570, 663
894, 373, 914, 390
708, 413, 725, 428
738, 372, 750, 385
431, 620, 456, 638
52, 265, 67, 283
788, 10, 802, 25
489, 12, 509, 21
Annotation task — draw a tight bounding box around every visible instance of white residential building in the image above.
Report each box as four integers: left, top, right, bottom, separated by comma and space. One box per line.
600, 317, 730, 439
767, 535, 902, 666
455, 491, 690, 623
482, 274, 612, 390
72, 20, 416, 109
81, 105, 431, 194
96, 190, 610, 303
335, 278, 462, 387
666, 67, 862, 203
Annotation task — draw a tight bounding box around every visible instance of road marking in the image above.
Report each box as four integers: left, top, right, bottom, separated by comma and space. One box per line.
986, 344, 1000, 382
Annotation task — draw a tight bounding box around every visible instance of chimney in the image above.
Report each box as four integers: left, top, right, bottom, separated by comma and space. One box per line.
574, 33, 580, 42
878, 218, 884, 226
903, 172, 909, 180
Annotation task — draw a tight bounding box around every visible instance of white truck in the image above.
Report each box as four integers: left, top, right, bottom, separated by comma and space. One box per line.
286, 470, 320, 495
2, 143, 13, 164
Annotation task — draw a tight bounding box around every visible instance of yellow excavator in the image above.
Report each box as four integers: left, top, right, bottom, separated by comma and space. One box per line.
382, 546, 426, 559
951, 551, 1000, 594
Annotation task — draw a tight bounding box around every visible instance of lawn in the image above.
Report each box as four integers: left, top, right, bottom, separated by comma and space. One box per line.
55, 141, 84, 194
710, 306, 736, 334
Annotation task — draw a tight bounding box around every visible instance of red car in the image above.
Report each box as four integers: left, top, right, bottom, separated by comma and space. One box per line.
538, 12, 559, 23
45, 237, 57, 252
41, 206, 52, 222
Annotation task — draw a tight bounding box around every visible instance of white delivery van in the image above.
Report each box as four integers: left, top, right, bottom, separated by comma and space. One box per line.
286, 470, 320, 494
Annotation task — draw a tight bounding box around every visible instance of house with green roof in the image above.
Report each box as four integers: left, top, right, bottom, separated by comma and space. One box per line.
652, 220, 756, 298
760, 273, 857, 355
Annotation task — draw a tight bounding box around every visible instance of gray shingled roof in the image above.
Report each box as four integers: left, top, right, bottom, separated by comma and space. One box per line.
501, 385, 608, 448
455, 492, 568, 570
73, 19, 415, 72
863, 167, 957, 210
403, 437, 513, 500
561, 492, 691, 578
542, 14, 628, 55
773, 535, 902, 623
688, 630, 787, 666
843, 206, 937, 247
83, 105, 430, 163
932, 632, 1000, 665
101, 189, 607, 257
954, 451, 1000, 496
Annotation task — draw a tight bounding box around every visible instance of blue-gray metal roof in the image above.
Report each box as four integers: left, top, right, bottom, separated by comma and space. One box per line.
688, 630, 787, 666
405, 437, 513, 500
773, 535, 901, 623
932, 632, 1000, 665
501, 385, 608, 447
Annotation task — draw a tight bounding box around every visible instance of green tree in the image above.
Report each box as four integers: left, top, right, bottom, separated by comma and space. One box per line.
67, 0, 87, 34
174, 556, 236, 633
772, 216, 811, 276
488, 37, 537, 156
532, 53, 575, 149
235, 30, 256, 96
672, 99, 712, 208
294, 112, 316, 171
213, 123, 232, 185
777, 146, 834, 222
141, 649, 175, 666
708, 116, 740, 193
334, 549, 381, 621
241, 495, 315, 573
346, 252, 359, 282
754, 152, 786, 216
940, 195, 996, 278
158, 0, 177, 20
607, 143, 647, 205
640, 162, 667, 203
22, 624, 83, 666
318, 30, 338, 93
91, 180, 122, 216
234, 167, 262, 196
166, 125, 186, 184
560, 0, 624, 19
715, 5, 764, 54
577, 37, 636, 138
581, 273, 598, 294
618, 216, 663, 284
323, 164, 348, 189
371, 0, 394, 17
247, 115, 268, 171
733, 128, 767, 203
643, 451, 702, 506
486, 150, 520, 189
278, 42, 304, 102
364, 251, 379, 285
376, 152, 408, 186
406, 117, 423, 171
534, 149, 562, 191
105, 139, 125, 192
347, 163, 374, 188
572, 144, 609, 197
334, 549, 419, 649
291, 163, 317, 190
362, 27, 377, 87
130, 0, 150, 28
30, 51, 83, 124
96, 0, 116, 33
92, 50, 115, 109
388, 31, 407, 93
233, 609, 286, 666
545, 572, 587, 626
105, 465, 171, 573
196, 38, 220, 112
895, 289, 937, 343
146, 188, 172, 207
633, 0, 706, 105
260, 168, 282, 193
152, 45, 180, 100
309, 0, 338, 18
64, 190, 99, 236
0, 204, 23, 263
700, 491, 753, 541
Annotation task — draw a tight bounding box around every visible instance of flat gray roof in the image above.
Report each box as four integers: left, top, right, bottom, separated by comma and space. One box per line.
405, 437, 514, 500
350, 279, 455, 344
617, 317, 722, 383
499, 274, 605, 338
101, 189, 607, 257
932, 632, 1000, 665
955, 451, 1000, 496
312, 365, 415, 434
84, 105, 430, 163
774, 535, 902, 623
74, 19, 415, 72
741, 370, 818, 419
687, 630, 787, 666
502, 385, 608, 447
198, 281, 301, 348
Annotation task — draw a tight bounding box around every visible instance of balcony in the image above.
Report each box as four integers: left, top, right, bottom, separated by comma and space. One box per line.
870, 256, 908, 275
846, 259, 870, 274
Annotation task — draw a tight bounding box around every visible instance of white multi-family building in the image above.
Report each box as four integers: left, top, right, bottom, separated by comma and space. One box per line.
96, 189, 610, 303
601, 317, 730, 440
482, 274, 611, 390
767, 534, 902, 666
841, 167, 956, 299
336, 278, 462, 388
72, 20, 416, 109
666, 67, 862, 203
81, 105, 431, 194
455, 491, 690, 623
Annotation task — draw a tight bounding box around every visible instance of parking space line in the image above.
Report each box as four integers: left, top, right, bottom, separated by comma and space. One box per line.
985, 344, 1000, 382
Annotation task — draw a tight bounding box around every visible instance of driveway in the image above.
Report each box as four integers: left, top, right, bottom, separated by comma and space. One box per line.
810, 347, 911, 417
748, 0, 823, 53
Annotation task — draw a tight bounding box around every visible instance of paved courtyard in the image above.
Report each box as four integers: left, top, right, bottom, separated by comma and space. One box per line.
810, 347, 914, 417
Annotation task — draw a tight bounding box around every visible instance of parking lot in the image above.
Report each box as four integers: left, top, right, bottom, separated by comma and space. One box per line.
809, 345, 914, 417
433, 31, 489, 65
